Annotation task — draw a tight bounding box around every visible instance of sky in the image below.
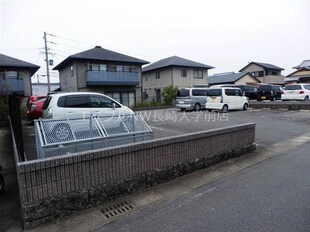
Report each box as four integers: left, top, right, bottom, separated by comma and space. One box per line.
1, 0, 310, 83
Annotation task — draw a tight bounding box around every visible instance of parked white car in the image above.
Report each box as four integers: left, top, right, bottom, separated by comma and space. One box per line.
281, 84, 310, 101
42, 92, 134, 119
205, 87, 249, 112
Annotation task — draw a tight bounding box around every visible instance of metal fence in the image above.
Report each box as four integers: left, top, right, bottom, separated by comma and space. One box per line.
34, 114, 153, 159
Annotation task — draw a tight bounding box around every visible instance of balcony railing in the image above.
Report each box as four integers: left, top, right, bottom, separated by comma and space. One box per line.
86, 71, 140, 86
0, 78, 24, 95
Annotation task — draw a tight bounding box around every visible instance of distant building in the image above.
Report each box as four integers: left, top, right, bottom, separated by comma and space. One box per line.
0, 53, 40, 96
285, 60, 310, 84
142, 56, 214, 102
53, 46, 149, 107
208, 72, 260, 86
239, 62, 284, 85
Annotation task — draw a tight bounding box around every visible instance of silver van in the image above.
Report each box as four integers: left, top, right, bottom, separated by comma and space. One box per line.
176, 88, 208, 111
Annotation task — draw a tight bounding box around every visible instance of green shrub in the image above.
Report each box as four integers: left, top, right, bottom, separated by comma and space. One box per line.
161, 85, 178, 105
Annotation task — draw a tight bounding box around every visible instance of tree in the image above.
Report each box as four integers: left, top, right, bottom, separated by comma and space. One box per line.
162, 85, 178, 105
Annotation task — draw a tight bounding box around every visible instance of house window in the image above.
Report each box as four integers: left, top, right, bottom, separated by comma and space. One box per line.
181, 69, 187, 77
107, 65, 117, 72
251, 71, 264, 77
70, 65, 74, 76
156, 72, 160, 79
194, 70, 203, 79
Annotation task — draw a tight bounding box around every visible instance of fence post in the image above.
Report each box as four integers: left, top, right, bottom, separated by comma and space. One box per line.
8, 94, 25, 162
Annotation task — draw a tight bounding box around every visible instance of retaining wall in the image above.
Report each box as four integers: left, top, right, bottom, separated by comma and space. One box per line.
16, 123, 256, 229
250, 101, 310, 110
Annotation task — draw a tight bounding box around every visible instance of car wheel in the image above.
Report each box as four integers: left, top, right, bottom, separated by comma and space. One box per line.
207, 109, 212, 112
52, 123, 72, 141
180, 108, 186, 112
270, 96, 275, 101
221, 105, 228, 113
243, 103, 248, 111
304, 96, 309, 101
0, 174, 4, 194
194, 103, 201, 112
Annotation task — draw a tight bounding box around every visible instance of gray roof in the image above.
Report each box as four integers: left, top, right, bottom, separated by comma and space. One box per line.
293, 60, 310, 69
240, 62, 284, 72
142, 56, 214, 72
0, 53, 40, 76
208, 72, 259, 85
53, 46, 149, 70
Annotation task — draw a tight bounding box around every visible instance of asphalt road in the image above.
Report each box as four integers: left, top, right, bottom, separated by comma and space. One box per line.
138, 108, 310, 150
95, 141, 310, 232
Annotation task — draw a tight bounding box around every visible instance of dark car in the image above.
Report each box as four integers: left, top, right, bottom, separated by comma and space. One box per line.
26, 96, 46, 123
256, 84, 283, 101
235, 85, 258, 100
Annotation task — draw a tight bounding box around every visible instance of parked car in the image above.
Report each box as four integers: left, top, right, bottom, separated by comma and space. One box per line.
26, 98, 46, 123
256, 84, 283, 101
205, 87, 249, 112
42, 92, 135, 140
235, 85, 258, 100
281, 84, 310, 101
0, 165, 4, 194
176, 88, 208, 111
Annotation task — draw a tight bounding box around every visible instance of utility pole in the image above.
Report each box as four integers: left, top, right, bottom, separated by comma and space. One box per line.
43, 32, 51, 93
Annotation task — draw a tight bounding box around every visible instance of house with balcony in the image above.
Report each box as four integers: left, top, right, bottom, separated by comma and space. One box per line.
142, 56, 214, 102
239, 62, 284, 85
285, 60, 310, 84
0, 53, 40, 96
208, 72, 260, 86
53, 46, 149, 107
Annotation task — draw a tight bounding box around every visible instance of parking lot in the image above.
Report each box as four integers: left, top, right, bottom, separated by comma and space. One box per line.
138, 107, 310, 151
22, 107, 310, 160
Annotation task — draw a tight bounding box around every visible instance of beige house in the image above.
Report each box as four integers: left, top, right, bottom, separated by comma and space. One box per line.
53, 46, 149, 107
208, 72, 260, 86
285, 60, 310, 84
142, 56, 214, 102
240, 62, 284, 85
0, 53, 40, 96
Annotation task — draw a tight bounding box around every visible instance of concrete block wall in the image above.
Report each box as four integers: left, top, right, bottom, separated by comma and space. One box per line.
16, 123, 255, 229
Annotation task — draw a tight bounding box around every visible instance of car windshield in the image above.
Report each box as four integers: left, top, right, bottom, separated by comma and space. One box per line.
177, 89, 190, 97
207, 89, 222, 96
258, 85, 272, 91
285, 85, 302, 90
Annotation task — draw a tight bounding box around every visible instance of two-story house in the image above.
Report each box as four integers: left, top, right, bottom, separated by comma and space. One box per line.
142, 56, 214, 102
285, 60, 310, 84
239, 62, 284, 85
208, 72, 260, 86
0, 53, 40, 96
53, 46, 149, 107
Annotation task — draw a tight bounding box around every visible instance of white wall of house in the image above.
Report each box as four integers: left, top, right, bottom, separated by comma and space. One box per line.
235, 74, 259, 85
142, 66, 209, 102
241, 64, 264, 73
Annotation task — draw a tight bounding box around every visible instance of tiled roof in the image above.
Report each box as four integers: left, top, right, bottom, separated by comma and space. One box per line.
54, 46, 149, 70
142, 56, 214, 72
208, 72, 259, 85
0, 53, 40, 75
240, 62, 284, 72
293, 60, 310, 69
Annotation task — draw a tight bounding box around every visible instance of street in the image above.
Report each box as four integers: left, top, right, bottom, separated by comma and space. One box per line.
95, 141, 310, 232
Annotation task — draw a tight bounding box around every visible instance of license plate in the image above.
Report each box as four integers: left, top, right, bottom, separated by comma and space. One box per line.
211, 97, 217, 100
178, 101, 184, 104
261, 96, 266, 99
